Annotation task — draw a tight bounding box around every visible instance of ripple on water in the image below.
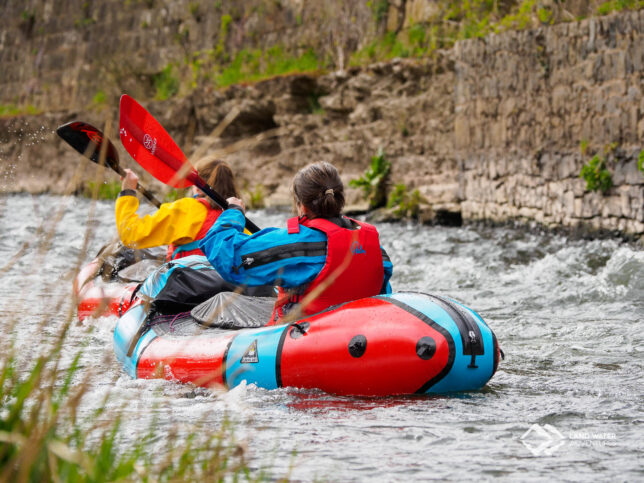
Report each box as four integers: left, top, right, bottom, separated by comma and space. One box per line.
0, 194, 642, 481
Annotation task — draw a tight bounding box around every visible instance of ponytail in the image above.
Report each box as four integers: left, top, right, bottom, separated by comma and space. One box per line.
194, 157, 239, 208
293, 162, 345, 218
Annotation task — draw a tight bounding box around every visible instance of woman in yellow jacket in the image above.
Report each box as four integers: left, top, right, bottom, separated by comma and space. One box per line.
115, 158, 239, 261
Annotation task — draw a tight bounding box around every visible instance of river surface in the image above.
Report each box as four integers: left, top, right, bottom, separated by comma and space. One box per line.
0, 194, 642, 481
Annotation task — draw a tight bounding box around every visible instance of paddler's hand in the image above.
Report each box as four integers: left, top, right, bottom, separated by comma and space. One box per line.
226, 197, 246, 213
121, 169, 138, 191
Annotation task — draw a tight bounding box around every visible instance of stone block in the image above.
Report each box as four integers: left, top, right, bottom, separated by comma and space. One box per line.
454, 117, 471, 150
613, 159, 641, 185
601, 195, 623, 218
552, 85, 570, 114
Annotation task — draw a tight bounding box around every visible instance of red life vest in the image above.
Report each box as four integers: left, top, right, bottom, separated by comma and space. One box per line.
269, 216, 384, 324
166, 198, 221, 261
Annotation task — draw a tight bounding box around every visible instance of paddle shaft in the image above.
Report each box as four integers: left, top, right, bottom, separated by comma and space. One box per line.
193, 177, 261, 233
111, 164, 162, 208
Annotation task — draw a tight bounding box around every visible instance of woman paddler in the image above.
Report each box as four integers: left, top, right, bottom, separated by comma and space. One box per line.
115, 157, 239, 261
199, 161, 393, 324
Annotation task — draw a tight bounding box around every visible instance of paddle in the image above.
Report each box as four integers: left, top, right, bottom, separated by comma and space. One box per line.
56, 121, 162, 208
118, 94, 261, 234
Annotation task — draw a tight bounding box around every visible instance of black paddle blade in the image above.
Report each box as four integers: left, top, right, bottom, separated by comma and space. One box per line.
56, 121, 121, 173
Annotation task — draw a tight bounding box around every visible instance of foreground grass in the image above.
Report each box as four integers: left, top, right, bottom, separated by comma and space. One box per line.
0, 316, 257, 481
0, 160, 278, 481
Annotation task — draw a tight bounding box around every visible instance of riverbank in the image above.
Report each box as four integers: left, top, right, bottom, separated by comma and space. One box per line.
1, 10, 642, 242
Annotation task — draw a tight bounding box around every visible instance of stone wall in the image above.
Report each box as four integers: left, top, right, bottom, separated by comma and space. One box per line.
0, 7, 642, 240
453, 11, 644, 236
0, 0, 375, 111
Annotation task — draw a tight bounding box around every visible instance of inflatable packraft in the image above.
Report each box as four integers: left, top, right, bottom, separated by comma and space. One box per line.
114, 256, 501, 396
74, 243, 165, 321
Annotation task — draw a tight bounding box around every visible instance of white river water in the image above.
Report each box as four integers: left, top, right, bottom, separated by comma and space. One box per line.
0, 194, 642, 481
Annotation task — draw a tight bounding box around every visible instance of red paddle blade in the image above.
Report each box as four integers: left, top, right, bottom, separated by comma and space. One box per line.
119, 94, 197, 189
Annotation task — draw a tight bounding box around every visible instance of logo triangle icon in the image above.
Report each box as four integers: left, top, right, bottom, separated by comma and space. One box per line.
240, 339, 259, 364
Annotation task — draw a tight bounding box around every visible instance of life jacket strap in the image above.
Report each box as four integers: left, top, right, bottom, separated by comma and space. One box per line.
287, 217, 300, 234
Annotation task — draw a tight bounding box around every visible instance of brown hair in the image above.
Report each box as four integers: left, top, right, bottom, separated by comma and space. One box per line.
292, 162, 345, 218
194, 157, 239, 208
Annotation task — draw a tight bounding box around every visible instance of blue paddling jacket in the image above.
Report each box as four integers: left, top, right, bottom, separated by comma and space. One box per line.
199, 207, 393, 320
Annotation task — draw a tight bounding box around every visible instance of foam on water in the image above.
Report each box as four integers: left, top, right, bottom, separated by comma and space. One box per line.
0, 193, 642, 481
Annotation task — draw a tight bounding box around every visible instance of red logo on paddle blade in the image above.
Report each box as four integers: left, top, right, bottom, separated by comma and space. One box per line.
143, 133, 157, 155
81, 128, 103, 145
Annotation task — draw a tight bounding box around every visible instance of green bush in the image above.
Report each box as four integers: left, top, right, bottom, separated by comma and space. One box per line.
387, 183, 427, 218
580, 155, 612, 193
245, 183, 266, 209
637, 150, 644, 174
349, 148, 391, 209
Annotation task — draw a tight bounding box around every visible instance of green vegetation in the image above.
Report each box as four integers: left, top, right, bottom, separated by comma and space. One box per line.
215, 14, 233, 60
102, 1, 643, 102
604, 141, 619, 154
215, 47, 321, 88
0, 320, 253, 481
74, 16, 96, 28
0, 191, 275, 482
0, 104, 41, 117
367, 0, 389, 23
351, 153, 430, 219
353, 0, 550, 63
350, 0, 640, 66
189, 1, 201, 19
91, 90, 107, 110
153, 64, 180, 100
638, 150, 644, 174
387, 183, 428, 219
350, 148, 391, 209
580, 154, 613, 194
307, 93, 325, 115
245, 183, 266, 209
83, 181, 122, 200
20, 9, 35, 22
182, 44, 323, 94
163, 188, 190, 202
596, 0, 644, 15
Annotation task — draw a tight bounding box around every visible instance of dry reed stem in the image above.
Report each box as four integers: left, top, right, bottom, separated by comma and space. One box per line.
0, 97, 296, 481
